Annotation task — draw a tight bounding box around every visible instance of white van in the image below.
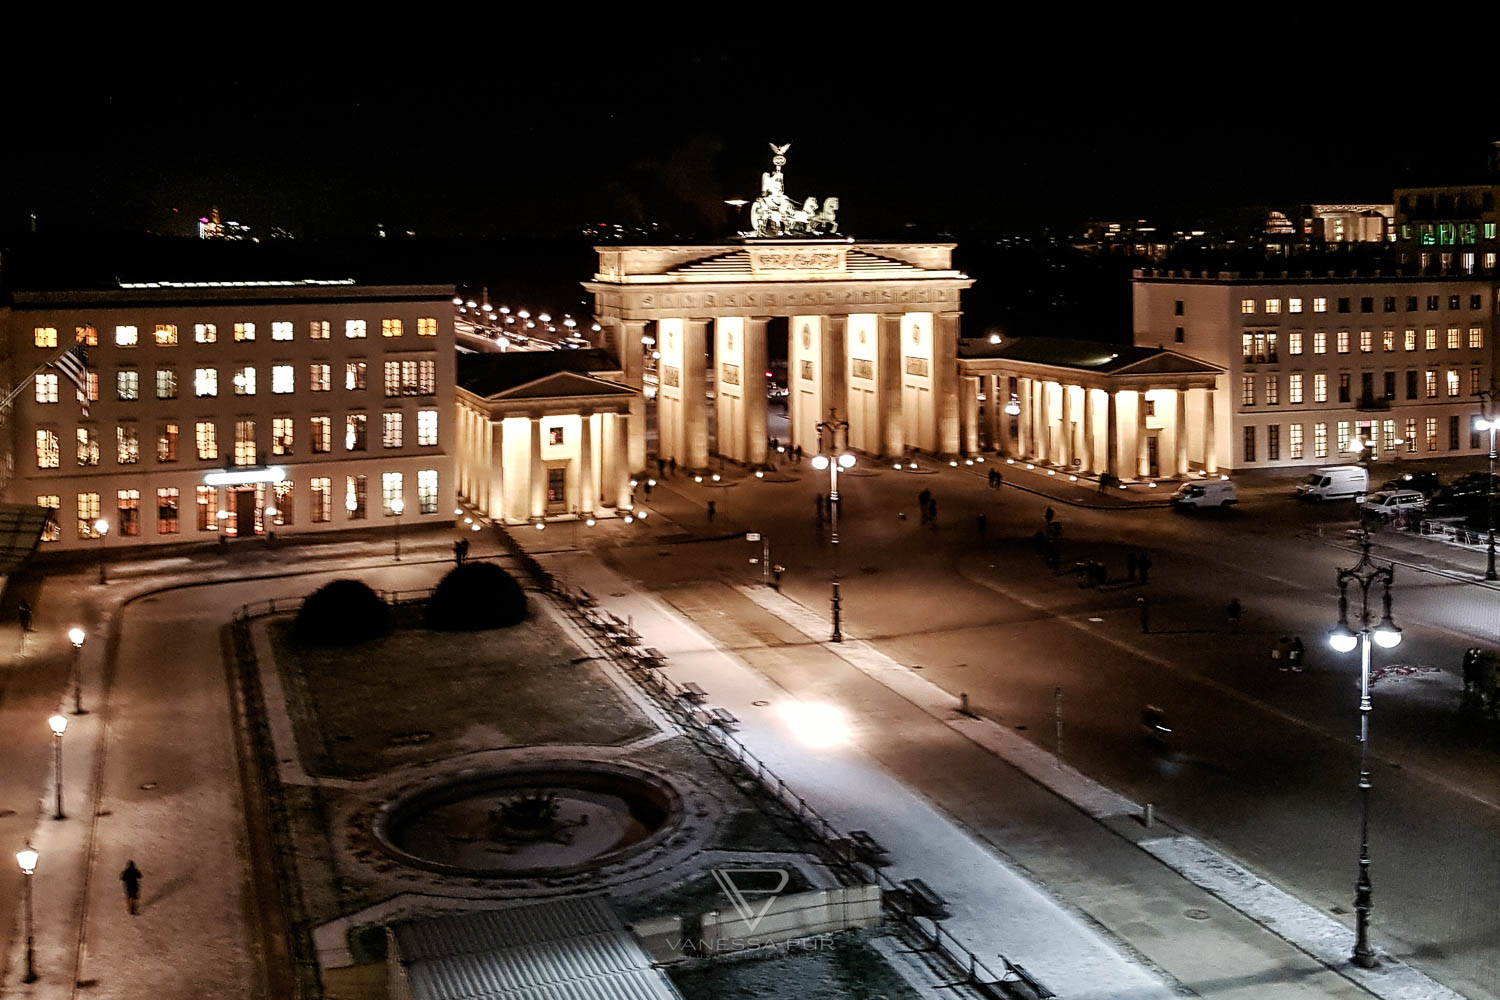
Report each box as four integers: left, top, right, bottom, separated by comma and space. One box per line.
1172, 480, 1238, 509
1296, 466, 1368, 501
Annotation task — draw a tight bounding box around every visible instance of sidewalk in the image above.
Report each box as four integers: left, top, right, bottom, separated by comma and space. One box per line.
526, 521, 1469, 1000
1309, 522, 1500, 592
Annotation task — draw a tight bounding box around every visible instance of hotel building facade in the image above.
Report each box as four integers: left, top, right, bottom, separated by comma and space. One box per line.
1133, 271, 1497, 471
3, 280, 455, 550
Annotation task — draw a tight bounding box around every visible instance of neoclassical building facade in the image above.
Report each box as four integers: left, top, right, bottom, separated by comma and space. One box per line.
585, 241, 974, 470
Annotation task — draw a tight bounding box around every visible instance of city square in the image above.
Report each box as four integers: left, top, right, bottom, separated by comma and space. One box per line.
0, 51, 1497, 1000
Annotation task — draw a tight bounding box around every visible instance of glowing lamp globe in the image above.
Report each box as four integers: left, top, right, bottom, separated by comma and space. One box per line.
48, 714, 67, 736
838, 453, 855, 469
68, 627, 85, 647
1328, 625, 1359, 653
810, 455, 830, 470
16, 849, 37, 874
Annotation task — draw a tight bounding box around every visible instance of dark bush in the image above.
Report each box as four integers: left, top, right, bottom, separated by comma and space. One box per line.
293, 579, 391, 646
425, 561, 528, 631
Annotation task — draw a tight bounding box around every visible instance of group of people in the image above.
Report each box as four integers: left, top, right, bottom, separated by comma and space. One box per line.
655, 457, 679, 479
767, 438, 804, 464
916, 488, 939, 525
1272, 634, 1307, 672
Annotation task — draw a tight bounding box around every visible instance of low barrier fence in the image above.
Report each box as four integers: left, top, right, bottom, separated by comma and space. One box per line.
1418, 519, 1495, 549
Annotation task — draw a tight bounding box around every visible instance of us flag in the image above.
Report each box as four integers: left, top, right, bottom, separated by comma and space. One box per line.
52, 345, 90, 417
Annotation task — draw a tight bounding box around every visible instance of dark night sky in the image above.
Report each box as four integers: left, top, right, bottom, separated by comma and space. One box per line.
4, 43, 1496, 242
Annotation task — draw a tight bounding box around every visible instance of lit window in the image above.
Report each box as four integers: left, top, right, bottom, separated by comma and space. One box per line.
1425, 328, 1437, 350
1470, 327, 1484, 349
77, 427, 99, 466
38, 496, 60, 542
418, 469, 438, 513
1241, 299, 1256, 315
1314, 373, 1327, 403
85, 372, 98, 402
157, 421, 178, 462
35, 374, 58, 404
1288, 298, 1303, 314
195, 421, 218, 459
1265, 375, 1278, 405
1404, 418, 1417, 454
115, 325, 138, 347
156, 368, 178, 399
116, 370, 139, 401
1359, 330, 1372, 353
117, 425, 139, 464
309, 320, 330, 340
1336, 331, 1349, 354
346, 361, 367, 390
195, 323, 217, 343
272, 321, 294, 341
417, 317, 438, 337
309, 363, 331, 392
1426, 417, 1438, 451
76, 326, 98, 346
1265, 299, 1281, 315
1288, 332, 1303, 355
34, 327, 58, 348
271, 481, 293, 526
1313, 297, 1327, 313
382, 471, 403, 515
234, 322, 255, 342
1404, 329, 1416, 351
157, 488, 180, 535
272, 417, 294, 455
345, 319, 367, 339
1425, 370, 1437, 398
1446, 327, 1460, 350
1337, 421, 1350, 453
310, 416, 331, 453
196, 486, 217, 531
1288, 424, 1303, 460
195, 367, 218, 397
271, 365, 294, 394
417, 408, 438, 445
1382, 330, 1394, 352
382, 318, 403, 338
78, 493, 102, 538
154, 324, 178, 346
1446, 369, 1460, 397
1382, 419, 1396, 452
310, 477, 332, 523
1313, 331, 1327, 355
1313, 423, 1328, 458
234, 420, 256, 466
117, 490, 140, 536
35, 430, 60, 468
345, 413, 367, 451
382, 411, 403, 448
345, 474, 367, 519
1289, 374, 1303, 404
1472, 367, 1482, 395
233, 366, 256, 395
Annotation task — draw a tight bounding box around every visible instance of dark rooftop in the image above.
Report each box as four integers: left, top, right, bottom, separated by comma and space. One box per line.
456, 348, 623, 397
959, 336, 1221, 375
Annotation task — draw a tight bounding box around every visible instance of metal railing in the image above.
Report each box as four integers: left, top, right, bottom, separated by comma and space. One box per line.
232, 586, 437, 622
1419, 519, 1493, 549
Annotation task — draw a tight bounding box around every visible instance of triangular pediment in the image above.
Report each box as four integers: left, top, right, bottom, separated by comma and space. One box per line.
487, 371, 635, 401
1110, 352, 1223, 375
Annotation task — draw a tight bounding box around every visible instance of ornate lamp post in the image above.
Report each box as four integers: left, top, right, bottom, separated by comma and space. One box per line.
48, 714, 68, 819
68, 627, 86, 714
391, 496, 404, 561
1328, 527, 1401, 969
1473, 396, 1497, 581
16, 845, 37, 982
94, 517, 109, 584
813, 409, 854, 642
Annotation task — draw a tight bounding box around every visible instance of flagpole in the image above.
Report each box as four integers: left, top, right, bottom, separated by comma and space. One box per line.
0, 342, 88, 412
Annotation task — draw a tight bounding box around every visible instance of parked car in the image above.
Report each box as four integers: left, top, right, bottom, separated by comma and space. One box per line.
1379, 471, 1442, 496
1428, 471, 1500, 522
1296, 465, 1368, 501
1358, 490, 1426, 522
1172, 480, 1238, 510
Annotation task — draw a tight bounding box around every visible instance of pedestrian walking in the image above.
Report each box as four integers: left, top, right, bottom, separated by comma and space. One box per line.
815, 493, 826, 518
772, 563, 784, 589
17, 600, 32, 633
1044, 506, 1055, 526
706, 500, 716, 523
976, 512, 987, 539
121, 860, 142, 915
794, 444, 804, 464
1289, 636, 1305, 672
1273, 635, 1291, 671
1137, 551, 1151, 584
643, 479, 653, 498
988, 468, 999, 488
1226, 597, 1242, 633
668, 457, 677, 477
657, 458, 666, 478
452, 539, 464, 566
1097, 472, 1109, 493
1126, 552, 1138, 582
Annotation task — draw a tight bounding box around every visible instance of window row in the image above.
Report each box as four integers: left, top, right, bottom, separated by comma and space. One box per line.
1244, 327, 1486, 363
34, 410, 438, 468
1241, 369, 1483, 407
36, 361, 436, 403
37, 470, 441, 541
1242, 416, 1482, 462
1237, 293, 1486, 316
1400, 222, 1499, 245
34, 318, 439, 349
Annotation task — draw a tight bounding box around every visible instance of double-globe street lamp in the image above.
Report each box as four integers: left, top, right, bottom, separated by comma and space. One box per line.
94, 518, 109, 584
16, 845, 37, 982
49, 714, 68, 820
69, 627, 86, 714
1473, 400, 1498, 581
1328, 527, 1401, 969
812, 410, 855, 642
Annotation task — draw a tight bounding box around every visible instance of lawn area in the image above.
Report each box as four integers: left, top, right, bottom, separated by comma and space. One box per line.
270, 607, 657, 778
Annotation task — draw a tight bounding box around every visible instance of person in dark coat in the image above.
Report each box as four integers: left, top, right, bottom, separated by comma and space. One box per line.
1289, 636, 1305, 672
121, 860, 142, 915
706, 500, 716, 523
17, 600, 31, 633
1044, 506, 1055, 525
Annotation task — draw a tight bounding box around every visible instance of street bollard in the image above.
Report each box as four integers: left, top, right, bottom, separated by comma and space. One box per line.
958, 692, 970, 716
1137, 596, 1150, 634
1143, 802, 1155, 828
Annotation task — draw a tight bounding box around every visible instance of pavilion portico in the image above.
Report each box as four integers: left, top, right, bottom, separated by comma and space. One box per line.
958, 339, 1225, 480
585, 241, 974, 472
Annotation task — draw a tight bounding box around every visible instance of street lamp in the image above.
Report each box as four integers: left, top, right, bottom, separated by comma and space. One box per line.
1473, 403, 1498, 581
391, 496, 404, 560
17, 845, 37, 982
813, 409, 854, 643
94, 517, 109, 584
68, 627, 86, 714
1328, 527, 1400, 969
48, 714, 67, 819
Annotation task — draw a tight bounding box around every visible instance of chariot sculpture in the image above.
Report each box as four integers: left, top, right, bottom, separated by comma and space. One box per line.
746, 142, 840, 238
